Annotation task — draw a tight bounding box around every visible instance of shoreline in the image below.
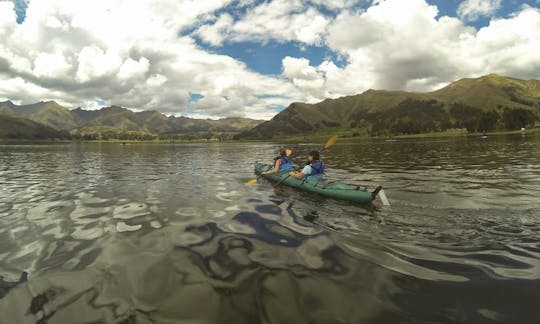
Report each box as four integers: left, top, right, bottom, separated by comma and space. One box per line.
1, 127, 538, 144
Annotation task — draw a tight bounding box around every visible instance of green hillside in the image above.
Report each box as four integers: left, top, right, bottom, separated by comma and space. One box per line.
0, 113, 70, 139
83, 106, 142, 130
237, 74, 540, 139
12, 101, 80, 130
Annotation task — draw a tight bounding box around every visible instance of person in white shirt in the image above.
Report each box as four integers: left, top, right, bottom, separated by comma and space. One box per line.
289, 150, 324, 180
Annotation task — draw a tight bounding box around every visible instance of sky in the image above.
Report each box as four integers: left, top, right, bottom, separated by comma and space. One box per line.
0, 0, 539, 119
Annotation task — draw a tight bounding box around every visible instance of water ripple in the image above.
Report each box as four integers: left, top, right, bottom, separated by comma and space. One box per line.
0, 139, 539, 323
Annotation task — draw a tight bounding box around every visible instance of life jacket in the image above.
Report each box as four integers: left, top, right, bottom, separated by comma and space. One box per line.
281, 156, 292, 164
306, 160, 324, 180
278, 156, 294, 171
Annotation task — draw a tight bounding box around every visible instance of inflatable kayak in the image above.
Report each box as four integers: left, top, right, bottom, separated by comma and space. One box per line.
254, 162, 385, 204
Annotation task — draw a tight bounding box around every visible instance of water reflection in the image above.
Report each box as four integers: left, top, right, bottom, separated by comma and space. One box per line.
0, 137, 539, 323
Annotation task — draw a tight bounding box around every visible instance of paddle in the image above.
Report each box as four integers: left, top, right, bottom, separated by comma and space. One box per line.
273, 135, 338, 190
247, 148, 293, 185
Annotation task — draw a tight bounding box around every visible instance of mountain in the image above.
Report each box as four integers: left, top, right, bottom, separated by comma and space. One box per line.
71, 107, 102, 122
81, 106, 142, 130
430, 74, 540, 109
210, 117, 264, 132
237, 74, 540, 139
2, 101, 264, 140
7, 101, 80, 130
0, 100, 17, 114
5, 74, 537, 140
0, 113, 70, 139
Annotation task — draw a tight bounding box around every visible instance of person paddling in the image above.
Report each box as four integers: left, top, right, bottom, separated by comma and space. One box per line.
289, 150, 324, 180
262, 148, 294, 175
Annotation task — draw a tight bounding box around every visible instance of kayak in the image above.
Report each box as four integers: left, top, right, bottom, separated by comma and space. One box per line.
254, 162, 382, 204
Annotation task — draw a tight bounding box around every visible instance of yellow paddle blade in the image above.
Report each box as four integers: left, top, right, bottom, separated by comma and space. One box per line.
247, 178, 258, 185
285, 148, 293, 156
324, 135, 338, 150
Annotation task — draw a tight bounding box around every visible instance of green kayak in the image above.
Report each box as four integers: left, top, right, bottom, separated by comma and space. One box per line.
254, 162, 384, 204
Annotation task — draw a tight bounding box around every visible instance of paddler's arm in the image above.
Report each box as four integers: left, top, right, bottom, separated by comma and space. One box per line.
289, 164, 311, 179
289, 165, 310, 179
289, 170, 305, 179
262, 158, 282, 174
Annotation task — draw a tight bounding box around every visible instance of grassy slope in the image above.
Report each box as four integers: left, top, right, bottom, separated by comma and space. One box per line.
238, 74, 540, 139
0, 113, 70, 139
429, 74, 540, 110
14, 101, 80, 130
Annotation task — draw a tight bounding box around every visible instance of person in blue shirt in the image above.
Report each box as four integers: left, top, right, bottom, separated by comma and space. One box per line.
289, 150, 324, 180
262, 148, 294, 174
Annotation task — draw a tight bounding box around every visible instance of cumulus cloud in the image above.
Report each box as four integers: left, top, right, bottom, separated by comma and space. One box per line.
195, 0, 330, 46
282, 57, 320, 81
324, 0, 460, 91
458, 0, 502, 21
0, 0, 301, 119
75, 46, 122, 83
118, 57, 150, 80
320, 0, 540, 92
472, 7, 540, 79
1, 0, 539, 120
196, 14, 235, 46
0, 2, 17, 30
33, 51, 72, 78
282, 56, 327, 99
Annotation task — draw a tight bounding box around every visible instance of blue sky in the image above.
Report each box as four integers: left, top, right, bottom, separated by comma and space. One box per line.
201, 41, 346, 76
1, 0, 540, 119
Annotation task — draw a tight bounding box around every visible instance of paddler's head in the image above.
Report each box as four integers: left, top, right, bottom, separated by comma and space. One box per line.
308, 150, 320, 162
275, 148, 287, 161
278, 148, 292, 157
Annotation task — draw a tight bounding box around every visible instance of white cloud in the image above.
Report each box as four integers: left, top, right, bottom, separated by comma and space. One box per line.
325, 0, 460, 91
0, 76, 77, 106
75, 46, 122, 83
196, 0, 330, 46
80, 100, 103, 111
146, 74, 167, 87
196, 14, 234, 46
282, 56, 360, 101
285, 0, 540, 97
472, 7, 540, 78
0, 0, 539, 120
0, 0, 301, 118
33, 51, 72, 78
321, 0, 540, 92
458, 0, 502, 21
282, 56, 320, 81
0, 2, 17, 32
118, 57, 150, 80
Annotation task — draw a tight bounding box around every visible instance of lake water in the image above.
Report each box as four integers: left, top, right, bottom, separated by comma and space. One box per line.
0, 135, 539, 323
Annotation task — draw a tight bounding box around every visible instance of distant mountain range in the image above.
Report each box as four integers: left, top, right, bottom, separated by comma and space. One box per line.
236, 74, 540, 139
2, 74, 539, 140
0, 101, 263, 140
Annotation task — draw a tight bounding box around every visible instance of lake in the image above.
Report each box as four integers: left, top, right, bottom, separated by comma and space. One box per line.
0, 135, 539, 323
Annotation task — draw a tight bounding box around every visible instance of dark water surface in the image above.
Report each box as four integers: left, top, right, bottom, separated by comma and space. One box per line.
1, 136, 539, 323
